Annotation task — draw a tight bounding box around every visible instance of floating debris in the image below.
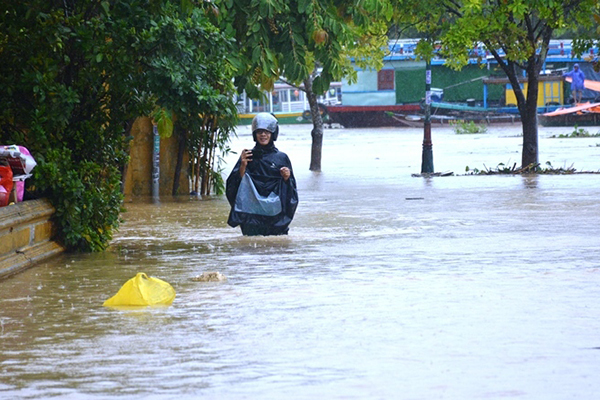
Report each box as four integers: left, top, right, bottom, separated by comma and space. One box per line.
191, 272, 227, 282
103, 272, 176, 307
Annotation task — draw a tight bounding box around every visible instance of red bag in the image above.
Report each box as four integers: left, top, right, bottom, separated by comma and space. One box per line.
0, 165, 13, 206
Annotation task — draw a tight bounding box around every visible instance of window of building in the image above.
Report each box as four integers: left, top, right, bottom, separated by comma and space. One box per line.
378, 69, 395, 91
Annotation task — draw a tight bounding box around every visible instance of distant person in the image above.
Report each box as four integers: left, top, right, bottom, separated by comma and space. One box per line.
226, 113, 298, 236
564, 63, 585, 104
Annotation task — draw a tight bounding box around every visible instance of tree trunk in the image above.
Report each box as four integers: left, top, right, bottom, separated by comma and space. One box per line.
488, 40, 549, 170
194, 141, 202, 194
172, 125, 186, 196
521, 78, 539, 168
120, 118, 136, 194
519, 58, 543, 168
501, 63, 540, 169
304, 77, 324, 172
200, 145, 209, 195
206, 129, 217, 195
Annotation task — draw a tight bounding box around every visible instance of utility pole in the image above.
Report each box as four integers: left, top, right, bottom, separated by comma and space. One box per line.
152, 124, 160, 199
421, 55, 434, 174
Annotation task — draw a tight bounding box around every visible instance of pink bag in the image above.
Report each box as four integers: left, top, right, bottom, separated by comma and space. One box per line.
0, 145, 36, 202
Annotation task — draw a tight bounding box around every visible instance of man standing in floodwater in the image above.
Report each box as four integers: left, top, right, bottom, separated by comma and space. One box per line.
564, 63, 585, 104
226, 113, 298, 236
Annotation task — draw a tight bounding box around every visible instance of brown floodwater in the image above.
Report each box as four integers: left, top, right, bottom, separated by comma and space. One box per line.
1, 124, 600, 399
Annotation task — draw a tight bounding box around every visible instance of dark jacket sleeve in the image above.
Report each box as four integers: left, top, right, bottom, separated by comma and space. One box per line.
225, 158, 242, 207
281, 154, 298, 221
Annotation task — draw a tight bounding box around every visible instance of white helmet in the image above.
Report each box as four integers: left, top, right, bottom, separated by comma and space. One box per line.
252, 113, 279, 141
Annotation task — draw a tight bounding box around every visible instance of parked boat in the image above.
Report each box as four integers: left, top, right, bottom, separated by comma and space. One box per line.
539, 102, 600, 127
391, 111, 521, 127
326, 104, 421, 127
328, 39, 598, 128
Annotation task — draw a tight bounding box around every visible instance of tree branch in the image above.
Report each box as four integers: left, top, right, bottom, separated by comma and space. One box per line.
442, 0, 462, 17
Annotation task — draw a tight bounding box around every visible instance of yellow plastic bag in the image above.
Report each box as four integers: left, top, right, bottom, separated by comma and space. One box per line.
103, 272, 176, 307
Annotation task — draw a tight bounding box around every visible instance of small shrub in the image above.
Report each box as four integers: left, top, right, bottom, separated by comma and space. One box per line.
550, 125, 600, 138
452, 120, 488, 134
465, 161, 578, 175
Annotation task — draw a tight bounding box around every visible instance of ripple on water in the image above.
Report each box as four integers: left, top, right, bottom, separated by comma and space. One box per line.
2, 128, 600, 399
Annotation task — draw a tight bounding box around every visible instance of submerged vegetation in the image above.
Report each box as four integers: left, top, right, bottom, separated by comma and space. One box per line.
463, 161, 600, 175
550, 126, 600, 138
451, 120, 488, 135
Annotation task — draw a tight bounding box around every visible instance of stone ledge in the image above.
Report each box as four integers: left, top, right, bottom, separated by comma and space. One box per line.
0, 199, 65, 280
0, 199, 55, 233
0, 241, 65, 280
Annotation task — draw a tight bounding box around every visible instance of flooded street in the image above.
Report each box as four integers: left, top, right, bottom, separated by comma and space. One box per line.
2, 123, 600, 399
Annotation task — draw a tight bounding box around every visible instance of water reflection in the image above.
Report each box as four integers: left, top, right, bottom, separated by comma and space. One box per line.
522, 174, 539, 189
2, 125, 600, 399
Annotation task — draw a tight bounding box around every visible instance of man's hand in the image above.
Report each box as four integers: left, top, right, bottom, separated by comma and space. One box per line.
239, 149, 252, 177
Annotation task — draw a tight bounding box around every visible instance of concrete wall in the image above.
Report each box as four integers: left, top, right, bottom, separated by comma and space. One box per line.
0, 199, 65, 280
123, 117, 190, 199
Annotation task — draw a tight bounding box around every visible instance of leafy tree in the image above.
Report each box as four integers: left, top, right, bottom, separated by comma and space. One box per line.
142, 3, 239, 196
216, 0, 393, 171
571, 13, 600, 72
0, 1, 137, 251
393, 0, 597, 168
0, 0, 238, 251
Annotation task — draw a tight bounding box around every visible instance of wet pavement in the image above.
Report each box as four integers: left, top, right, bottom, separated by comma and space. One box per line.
1, 123, 600, 399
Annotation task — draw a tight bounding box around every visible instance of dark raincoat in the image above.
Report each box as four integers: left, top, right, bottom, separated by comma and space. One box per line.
226, 143, 298, 236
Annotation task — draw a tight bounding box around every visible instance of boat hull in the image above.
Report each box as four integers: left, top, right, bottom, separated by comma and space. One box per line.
238, 112, 307, 126
326, 104, 421, 127
539, 102, 600, 127
539, 113, 600, 127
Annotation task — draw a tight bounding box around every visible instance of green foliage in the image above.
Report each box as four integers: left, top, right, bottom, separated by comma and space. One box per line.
465, 161, 577, 175
35, 149, 124, 251
550, 126, 600, 138
0, 0, 238, 251
393, 0, 596, 70
144, 5, 238, 132
218, 0, 394, 172
153, 109, 174, 139
142, 4, 238, 195
211, 167, 226, 196
0, 2, 135, 251
451, 120, 488, 135
391, 0, 598, 167
218, 0, 393, 95
568, 8, 600, 70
